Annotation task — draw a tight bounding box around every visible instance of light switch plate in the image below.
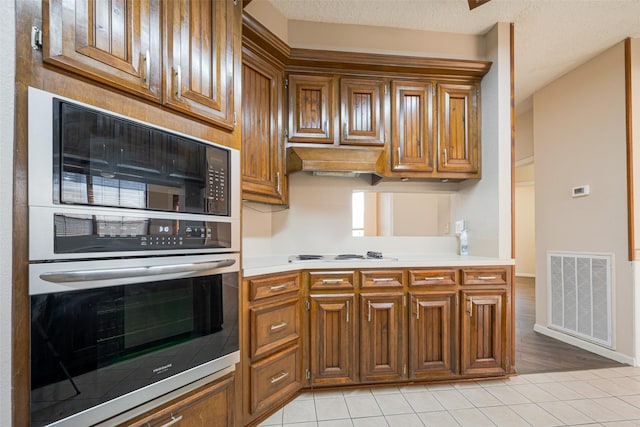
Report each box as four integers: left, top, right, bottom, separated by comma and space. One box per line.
455, 220, 466, 234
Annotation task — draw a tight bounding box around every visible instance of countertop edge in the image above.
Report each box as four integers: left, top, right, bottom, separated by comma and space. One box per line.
242, 256, 515, 278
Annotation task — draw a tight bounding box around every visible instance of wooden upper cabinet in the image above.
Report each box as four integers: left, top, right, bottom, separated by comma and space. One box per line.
164, 0, 236, 130
437, 83, 479, 174
391, 81, 433, 172
340, 78, 385, 146
288, 74, 335, 143
242, 47, 287, 205
44, 0, 162, 102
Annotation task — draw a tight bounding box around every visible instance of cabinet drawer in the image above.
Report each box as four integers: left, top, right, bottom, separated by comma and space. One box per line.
409, 269, 458, 286
309, 271, 355, 290
461, 268, 508, 285
250, 345, 302, 414
250, 297, 300, 359
249, 273, 300, 301
360, 270, 403, 288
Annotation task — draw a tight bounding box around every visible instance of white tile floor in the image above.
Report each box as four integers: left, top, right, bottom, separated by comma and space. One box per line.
258, 367, 640, 427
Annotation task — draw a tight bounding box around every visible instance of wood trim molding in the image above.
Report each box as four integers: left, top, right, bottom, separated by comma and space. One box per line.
242, 13, 492, 80
288, 48, 492, 79
510, 22, 517, 375
242, 13, 290, 65
626, 38, 635, 261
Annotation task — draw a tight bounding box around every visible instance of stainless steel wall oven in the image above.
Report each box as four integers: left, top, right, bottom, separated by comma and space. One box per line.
27, 87, 241, 426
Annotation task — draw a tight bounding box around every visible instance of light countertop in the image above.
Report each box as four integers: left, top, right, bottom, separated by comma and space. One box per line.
242, 254, 515, 277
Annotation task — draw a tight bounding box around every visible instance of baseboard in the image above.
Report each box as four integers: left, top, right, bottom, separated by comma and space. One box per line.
533, 324, 636, 366
515, 273, 535, 278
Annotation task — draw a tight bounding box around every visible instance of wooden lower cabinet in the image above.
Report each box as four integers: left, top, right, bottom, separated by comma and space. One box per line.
460, 288, 508, 377
359, 293, 405, 382
408, 291, 458, 380
309, 294, 357, 385
124, 373, 235, 427
250, 344, 302, 415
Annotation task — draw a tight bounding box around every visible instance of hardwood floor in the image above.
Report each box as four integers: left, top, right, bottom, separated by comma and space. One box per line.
515, 277, 624, 374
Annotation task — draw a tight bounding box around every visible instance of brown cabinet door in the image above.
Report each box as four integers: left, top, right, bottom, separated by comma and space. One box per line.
437, 83, 479, 174
288, 75, 335, 143
242, 47, 287, 204
360, 293, 405, 382
44, 0, 161, 101
125, 373, 235, 426
164, 0, 236, 130
409, 291, 457, 380
340, 78, 385, 146
309, 294, 357, 385
391, 81, 433, 172
460, 289, 507, 376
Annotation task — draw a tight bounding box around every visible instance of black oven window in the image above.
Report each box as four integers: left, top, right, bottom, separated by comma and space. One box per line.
30, 273, 238, 426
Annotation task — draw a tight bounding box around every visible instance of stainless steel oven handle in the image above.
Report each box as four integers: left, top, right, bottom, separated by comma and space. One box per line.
39, 259, 236, 283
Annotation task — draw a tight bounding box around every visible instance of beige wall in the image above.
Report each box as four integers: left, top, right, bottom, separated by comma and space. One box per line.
287, 20, 485, 60
0, 1, 14, 424
534, 41, 633, 357
515, 176, 536, 276
516, 108, 534, 163
244, 0, 289, 42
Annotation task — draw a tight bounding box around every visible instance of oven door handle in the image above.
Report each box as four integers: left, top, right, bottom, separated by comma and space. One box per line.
39, 259, 237, 283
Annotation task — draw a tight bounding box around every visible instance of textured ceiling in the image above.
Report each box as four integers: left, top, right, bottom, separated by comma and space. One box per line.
266, 0, 640, 109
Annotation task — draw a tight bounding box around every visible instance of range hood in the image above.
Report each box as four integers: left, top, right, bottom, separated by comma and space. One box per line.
286, 146, 385, 181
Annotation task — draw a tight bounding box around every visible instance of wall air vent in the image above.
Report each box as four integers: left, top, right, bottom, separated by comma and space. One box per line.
547, 251, 613, 348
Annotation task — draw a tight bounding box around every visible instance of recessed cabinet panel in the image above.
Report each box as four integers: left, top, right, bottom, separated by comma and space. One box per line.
164, 0, 236, 129
409, 291, 457, 379
360, 293, 405, 382
242, 48, 287, 204
309, 294, 357, 385
409, 269, 458, 287
44, 0, 162, 101
460, 289, 507, 376
288, 75, 335, 143
391, 81, 433, 172
437, 83, 479, 174
340, 78, 385, 146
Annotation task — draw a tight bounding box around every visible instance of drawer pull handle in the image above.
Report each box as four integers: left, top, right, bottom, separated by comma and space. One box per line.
270, 321, 288, 331
478, 276, 497, 280
270, 371, 289, 384
159, 414, 183, 427
322, 279, 343, 284
424, 276, 446, 281
269, 284, 288, 291
372, 278, 394, 282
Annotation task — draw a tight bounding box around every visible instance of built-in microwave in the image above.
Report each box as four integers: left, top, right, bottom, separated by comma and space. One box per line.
28, 87, 240, 261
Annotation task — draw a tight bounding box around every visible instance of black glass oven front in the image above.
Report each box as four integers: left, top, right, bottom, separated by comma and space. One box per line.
30, 270, 238, 426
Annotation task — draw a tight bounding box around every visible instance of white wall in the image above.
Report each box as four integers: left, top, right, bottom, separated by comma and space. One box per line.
534, 41, 633, 359
0, 1, 15, 424
456, 23, 512, 258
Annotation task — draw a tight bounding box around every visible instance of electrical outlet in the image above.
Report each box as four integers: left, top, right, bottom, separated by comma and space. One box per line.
455, 220, 466, 235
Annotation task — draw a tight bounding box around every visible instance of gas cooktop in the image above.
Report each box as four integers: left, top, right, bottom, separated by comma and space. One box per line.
288, 252, 397, 263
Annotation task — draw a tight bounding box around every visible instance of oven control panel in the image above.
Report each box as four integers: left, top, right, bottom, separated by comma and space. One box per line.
54, 213, 231, 254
